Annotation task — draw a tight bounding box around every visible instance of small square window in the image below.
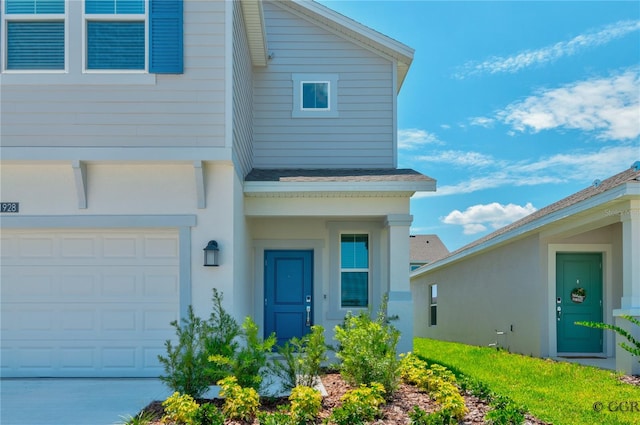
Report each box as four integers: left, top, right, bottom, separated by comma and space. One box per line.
302, 82, 329, 110
292, 73, 338, 118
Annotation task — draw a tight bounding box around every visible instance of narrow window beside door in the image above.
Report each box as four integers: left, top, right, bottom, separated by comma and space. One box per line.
340, 234, 369, 308
429, 284, 437, 326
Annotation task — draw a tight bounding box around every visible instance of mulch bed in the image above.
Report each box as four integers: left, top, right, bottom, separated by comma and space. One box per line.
141, 372, 560, 424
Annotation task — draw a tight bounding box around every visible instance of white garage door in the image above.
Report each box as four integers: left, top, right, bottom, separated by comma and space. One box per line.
0, 229, 180, 378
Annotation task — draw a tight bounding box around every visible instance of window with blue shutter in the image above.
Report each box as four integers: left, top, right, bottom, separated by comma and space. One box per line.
149, 0, 183, 73
4, 0, 65, 70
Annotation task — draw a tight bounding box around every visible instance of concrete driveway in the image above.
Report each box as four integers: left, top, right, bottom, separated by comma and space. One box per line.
0, 379, 172, 425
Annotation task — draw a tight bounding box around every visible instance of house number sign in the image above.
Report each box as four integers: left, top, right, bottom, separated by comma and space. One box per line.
0, 202, 19, 213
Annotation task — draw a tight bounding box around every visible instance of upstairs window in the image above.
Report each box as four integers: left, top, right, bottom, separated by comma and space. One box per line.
3, 0, 66, 70
340, 234, 369, 308
292, 73, 339, 118
85, 0, 146, 70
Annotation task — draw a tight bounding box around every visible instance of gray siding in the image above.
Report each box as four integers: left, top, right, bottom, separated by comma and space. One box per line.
232, 0, 255, 177
1, 1, 226, 149
253, 1, 395, 169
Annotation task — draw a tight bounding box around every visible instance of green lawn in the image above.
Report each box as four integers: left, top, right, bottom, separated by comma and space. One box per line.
414, 338, 640, 425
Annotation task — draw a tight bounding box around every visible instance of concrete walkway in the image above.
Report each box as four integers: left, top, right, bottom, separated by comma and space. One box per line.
0, 378, 172, 425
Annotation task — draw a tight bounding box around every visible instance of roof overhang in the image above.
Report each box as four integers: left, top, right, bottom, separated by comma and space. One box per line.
241, 0, 269, 66
411, 180, 640, 278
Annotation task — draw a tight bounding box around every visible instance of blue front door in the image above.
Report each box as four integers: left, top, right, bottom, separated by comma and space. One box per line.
264, 250, 313, 345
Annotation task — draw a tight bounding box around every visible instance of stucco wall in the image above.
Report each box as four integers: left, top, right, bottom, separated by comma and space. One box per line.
412, 234, 544, 357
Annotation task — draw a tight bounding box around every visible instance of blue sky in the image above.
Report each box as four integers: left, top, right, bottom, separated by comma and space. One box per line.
318, 0, 640, 252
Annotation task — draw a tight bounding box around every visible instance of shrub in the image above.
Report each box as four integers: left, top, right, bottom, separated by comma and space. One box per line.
408, 406, 456, 425
218, 376, 260, 421
118, 411, 155, 425
485, 394, 526, 425
209, 316, 276, 392
257, 406, 292, 425
334, 295, 400, 396
161, 392, 199, 425
329, 383, 386, 425
158, 289, 241, 398
289, 385, 322, 424
270, 325, 328, 391
193, 403, 225, 425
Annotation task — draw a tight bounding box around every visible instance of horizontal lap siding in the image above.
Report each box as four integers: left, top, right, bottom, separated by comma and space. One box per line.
232, 0, 254, 176
0, 1, 226, 149
253, 2, 394, 169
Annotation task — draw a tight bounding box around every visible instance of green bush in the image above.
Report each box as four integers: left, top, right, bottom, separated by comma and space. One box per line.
257, 406, 293, 425
158, 289, 241, 398
485, 394, 526, 425
329, 383, 386, 425
289, 385, 322, 424
270, 325, 328, 391
408, 406, 456, 425
193, 403, 225, 425
334, 296, 400, 396
218, 376, 260, 421
161, 392, 199, 425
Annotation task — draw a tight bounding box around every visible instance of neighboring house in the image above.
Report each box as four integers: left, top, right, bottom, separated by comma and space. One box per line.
0, 0, 435, 378
409, 234, 449, 271
411, 164, 640, 374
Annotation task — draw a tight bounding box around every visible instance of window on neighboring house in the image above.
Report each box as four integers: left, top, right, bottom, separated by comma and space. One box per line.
292, 73, 339, 118
85, 0, 146, 70
340, 234, 369, 308
429, 284, 437, 326
4, 0, 66, 70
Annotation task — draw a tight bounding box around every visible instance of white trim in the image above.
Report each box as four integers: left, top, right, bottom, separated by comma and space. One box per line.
194, 160, 206, 209
71, 160, 87, 209
547, 244, 613, 359
245, 180, 435, 195
0, 147, 233, 161
292, 73, 339, 118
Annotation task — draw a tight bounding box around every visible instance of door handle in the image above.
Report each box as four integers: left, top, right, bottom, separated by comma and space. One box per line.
306, 306, 311, 327
557, 306, 562, 321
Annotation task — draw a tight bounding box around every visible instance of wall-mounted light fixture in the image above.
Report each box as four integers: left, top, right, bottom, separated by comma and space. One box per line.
203, 240, 220, 267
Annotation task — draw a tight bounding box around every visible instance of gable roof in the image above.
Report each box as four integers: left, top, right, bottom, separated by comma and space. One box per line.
243, 0, 414, 91
412, 162, 640, 276
410, 235, 449, 264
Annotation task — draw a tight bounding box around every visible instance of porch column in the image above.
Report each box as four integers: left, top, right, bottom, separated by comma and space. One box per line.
385, 214, 413, 354
613, 199, 640, 375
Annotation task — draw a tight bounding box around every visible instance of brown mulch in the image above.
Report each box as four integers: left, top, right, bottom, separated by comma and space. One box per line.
141, 372, 560, 424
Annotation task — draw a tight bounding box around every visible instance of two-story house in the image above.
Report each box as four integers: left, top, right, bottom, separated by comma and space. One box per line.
0, 0, 435, 378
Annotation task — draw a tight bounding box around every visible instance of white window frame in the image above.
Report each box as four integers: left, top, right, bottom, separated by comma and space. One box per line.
339, 232, 371, 309
1, 0, 68, 73
292, 73, 339, 118
82, 0, 148, 73
429, 284, 438, 327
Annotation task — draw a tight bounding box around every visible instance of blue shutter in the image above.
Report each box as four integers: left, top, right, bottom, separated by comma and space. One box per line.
7, 21, 64, 69
87, 21, 145, 69
149, 0, 183, 74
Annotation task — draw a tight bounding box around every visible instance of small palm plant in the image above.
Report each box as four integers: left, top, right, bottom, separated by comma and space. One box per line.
576, 315, 640, 360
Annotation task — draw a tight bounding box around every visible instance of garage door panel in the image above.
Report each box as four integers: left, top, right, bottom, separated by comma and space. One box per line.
1, 229, 180, 377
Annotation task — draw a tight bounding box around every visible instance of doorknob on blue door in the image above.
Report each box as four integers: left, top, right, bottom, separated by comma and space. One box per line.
306, 306, 311, 326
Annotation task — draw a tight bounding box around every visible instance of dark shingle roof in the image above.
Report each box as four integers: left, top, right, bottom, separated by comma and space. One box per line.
245, 168, 434, 183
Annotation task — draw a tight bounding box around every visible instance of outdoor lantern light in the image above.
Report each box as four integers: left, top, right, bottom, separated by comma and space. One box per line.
203, 240, 220, 267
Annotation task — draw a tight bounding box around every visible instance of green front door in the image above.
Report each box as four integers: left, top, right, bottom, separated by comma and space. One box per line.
556, 253, 603, 353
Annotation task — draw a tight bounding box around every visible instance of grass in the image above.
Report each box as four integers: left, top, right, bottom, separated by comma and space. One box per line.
414, 338, 640, 425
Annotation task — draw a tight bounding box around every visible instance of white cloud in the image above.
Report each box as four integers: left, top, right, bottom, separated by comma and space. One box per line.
415, 150, 497, 168
412, 145, 639, 198
397, 129, 444, 150
442, 202, 537, 235
469, 117, 495, 128
498, 69, 640, 140
456, 20, 640, 78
